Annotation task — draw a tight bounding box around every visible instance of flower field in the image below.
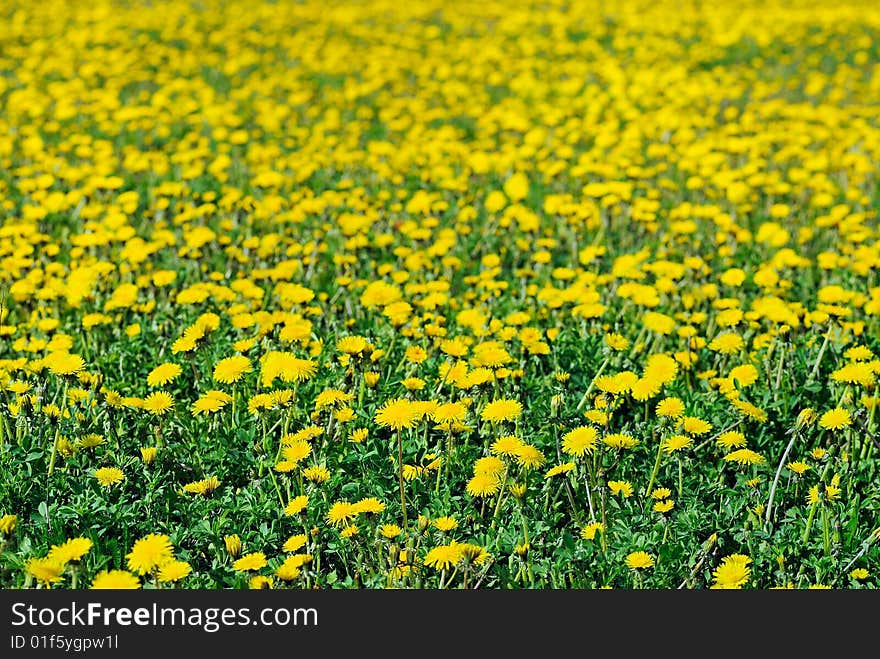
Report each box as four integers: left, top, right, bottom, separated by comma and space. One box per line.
1, 0, 880, 589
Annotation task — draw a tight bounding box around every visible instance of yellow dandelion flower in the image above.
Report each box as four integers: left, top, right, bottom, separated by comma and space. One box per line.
147, 363, 182, 387
432, 516, 458, 531
491, 435, 524, 456
233, 552, 267, 571
655, 397, 685, 418
380, 524, 402, 539
142, 391, 174, 415
0, 514, 17, 535
327, 501, 357, 527
717, 431, 746, 448
47, 537, 93, 564
352, 497, 385, 515
182, 476, 221, 495
603, 433, 639, 449
26, 557, 66, 586
285, 495, 309, 516
608, 480, 634, 497
126, 534, 174, 575
90, 570, 140, 589
302, 465, 330, 483
480, 398, 522, 422
711, 554, 751, 589
466, 473, 501, 497
545, 462, 576, 479
93, 467, 125, 487
663, 434, 692, 454
819, 407, 851, 430
580, 522, 604, 540
625, 551, 654, 569
562, 426, 598, 457
724, 449, 765, 465
157, 561, 192, 583
681, 416, 712, 435
374, 398, 419, 430
213, 355, 252, 384
424, 545, 461, 570
653, 499, 674, 513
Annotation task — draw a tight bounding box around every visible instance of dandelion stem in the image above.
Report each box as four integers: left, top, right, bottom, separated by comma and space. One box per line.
563, 475, 579, 523
491, 465, 509, 527
154, 417, 165, 449
843, 530, 879, 573
837, 385, 850, 409
765, 430, 798, 529
821, 502, 831, 556
774, 344, 785, 390
268, 469, 285, 508
694, 419, 742, 453
522, 514, 535, 585
803, 501, 818, 544
575, 357, 609, 413
677, 458, 683, 500
809, 330, 830, 380
645, 434, 663, 497
628, 327, 647, 359
446, 566, 458, 589
583, 465, 595, 521
677, 535, 716, 589
0, 409, 8, 449
47, 382, 68, 477
397, 429, 407, 531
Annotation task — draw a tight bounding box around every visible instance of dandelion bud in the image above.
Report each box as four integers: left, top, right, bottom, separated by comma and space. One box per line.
224, 534, 242, 558
417, 514, 430, 532
140, 447, 157, 464
44, 404, 63, 425
796, 408, 817, 429
515, 542, 529, 558
705, 533, 718, 551
364, 372, 380, 387
57, 438, 75, 458
510, 482, 526, 500
249, 576, 273, 590
458, 543, 484, 564
0, 514, 17, 536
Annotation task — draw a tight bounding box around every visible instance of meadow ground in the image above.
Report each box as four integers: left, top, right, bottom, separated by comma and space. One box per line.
1, 0, 880, 589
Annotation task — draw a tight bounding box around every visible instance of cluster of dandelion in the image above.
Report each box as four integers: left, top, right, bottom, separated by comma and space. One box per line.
1, 0, 880, 589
